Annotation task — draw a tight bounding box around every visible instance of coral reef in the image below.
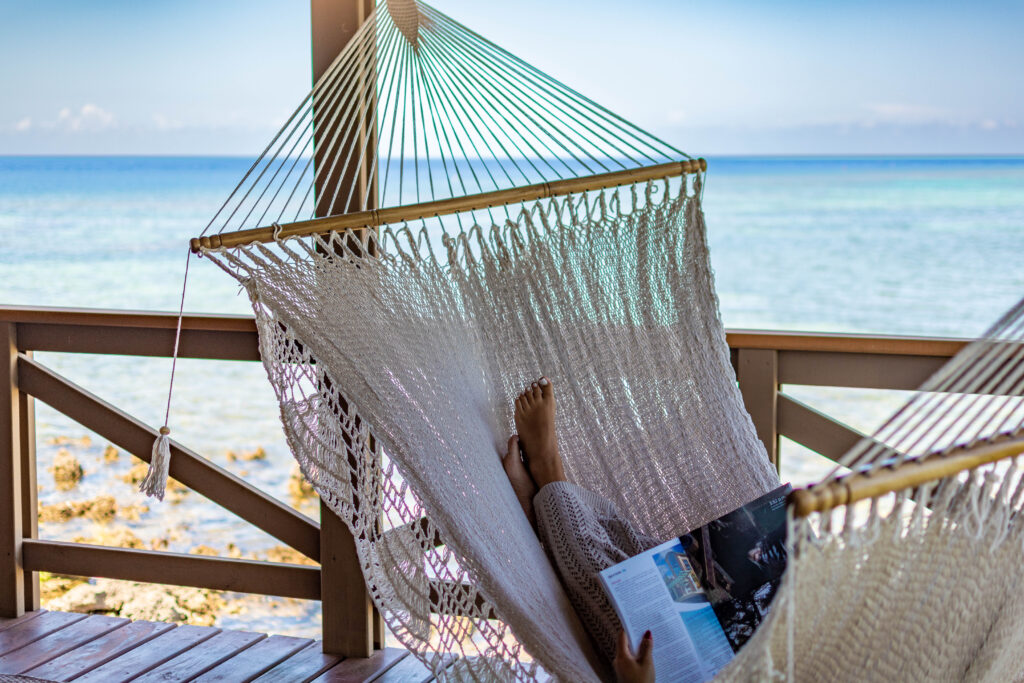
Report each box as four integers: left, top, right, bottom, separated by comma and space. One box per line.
227, 447, 267, 462
38, 495, 147, 524
49, 448, 84, 490
288, 462, 317, 504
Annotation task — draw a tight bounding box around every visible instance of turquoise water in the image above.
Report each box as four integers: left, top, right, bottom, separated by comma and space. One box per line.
2, 155, 1023, 634
4, 156, 1022, 333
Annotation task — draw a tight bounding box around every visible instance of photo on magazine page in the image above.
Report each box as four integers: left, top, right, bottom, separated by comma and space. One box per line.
681, 483, 791, 651
649, 540, 734, 678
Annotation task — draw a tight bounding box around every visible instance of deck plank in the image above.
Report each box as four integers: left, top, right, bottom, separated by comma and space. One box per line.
4, 611, 436, 683
75, 624, 220, 683
27, 619, 176, 681
0, 611, 44, 634
250, 641, 342, 683
133, 629, 266, 682
312, 648, 408, 682
0, 614, 127, 674
371, 652, 451, 683
194, 635, 313, 682
0, 610, 86, 657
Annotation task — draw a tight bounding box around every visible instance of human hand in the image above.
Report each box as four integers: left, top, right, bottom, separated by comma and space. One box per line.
613, 629, 654, 683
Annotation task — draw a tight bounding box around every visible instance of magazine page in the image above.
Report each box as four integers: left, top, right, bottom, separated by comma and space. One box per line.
681, 483, 791, 650
599, 538, 734, 683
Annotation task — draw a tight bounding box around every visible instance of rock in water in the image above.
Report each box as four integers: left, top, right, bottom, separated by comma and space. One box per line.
50, 448, 84, 490
288, 462, 317, 503
227, 446, 267, 462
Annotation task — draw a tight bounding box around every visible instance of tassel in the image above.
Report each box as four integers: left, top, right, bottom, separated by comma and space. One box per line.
140, 426, 172, 501
150, 248, 192, 503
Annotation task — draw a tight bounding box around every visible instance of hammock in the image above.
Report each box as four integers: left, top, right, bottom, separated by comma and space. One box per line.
156, 1, 1024, 680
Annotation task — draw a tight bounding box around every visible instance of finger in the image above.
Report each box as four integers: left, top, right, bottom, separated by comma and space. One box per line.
616, 629, 631, 661
637, 630, 653, 662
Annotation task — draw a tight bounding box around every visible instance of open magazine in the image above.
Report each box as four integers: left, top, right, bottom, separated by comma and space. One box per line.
598, 484, 791, 682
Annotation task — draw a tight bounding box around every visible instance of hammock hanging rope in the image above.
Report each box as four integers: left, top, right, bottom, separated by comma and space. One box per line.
153, 1, 1024, 680
190, 0, 702, 250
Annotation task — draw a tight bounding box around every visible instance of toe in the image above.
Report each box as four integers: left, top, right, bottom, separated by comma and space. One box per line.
539, 376, 553, 399
502, 435, 533, 484
502, 435, 521, 469
530, 383, 542, 402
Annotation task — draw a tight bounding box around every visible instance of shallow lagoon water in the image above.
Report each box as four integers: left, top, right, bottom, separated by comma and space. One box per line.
2, 155, 1023, 636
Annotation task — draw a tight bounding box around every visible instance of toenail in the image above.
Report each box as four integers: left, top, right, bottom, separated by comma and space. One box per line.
539, 378, 548, 386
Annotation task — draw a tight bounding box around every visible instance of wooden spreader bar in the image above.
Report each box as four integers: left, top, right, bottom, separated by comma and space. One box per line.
789, 436, 1024, 518
190, 158, 706, 253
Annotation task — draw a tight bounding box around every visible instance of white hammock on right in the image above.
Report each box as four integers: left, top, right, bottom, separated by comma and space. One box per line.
723, 300, 1024, 682
175, 1, 1024, 679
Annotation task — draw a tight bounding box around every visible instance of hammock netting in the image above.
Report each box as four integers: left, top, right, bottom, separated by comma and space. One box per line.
187, 1, 1024, 680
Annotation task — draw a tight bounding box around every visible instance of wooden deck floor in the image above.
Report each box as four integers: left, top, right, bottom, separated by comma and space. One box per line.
0, 610, 438, 682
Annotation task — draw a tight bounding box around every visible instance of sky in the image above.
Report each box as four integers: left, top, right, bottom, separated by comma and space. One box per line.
2, 0, 1023, 156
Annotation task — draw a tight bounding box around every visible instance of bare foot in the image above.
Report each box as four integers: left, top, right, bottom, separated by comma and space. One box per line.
501, 435, 537, 526
513, 377, 566, 489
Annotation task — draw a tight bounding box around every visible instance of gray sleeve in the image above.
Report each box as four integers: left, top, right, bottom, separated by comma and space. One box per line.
534, 481, 660, 665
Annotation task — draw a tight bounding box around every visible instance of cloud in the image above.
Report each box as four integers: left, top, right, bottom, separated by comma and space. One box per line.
54, 104, 116, 131
152, 113, 184, 131
8, 105, 117, 133
860, 103, 949, 127
847, 104, 1012, 133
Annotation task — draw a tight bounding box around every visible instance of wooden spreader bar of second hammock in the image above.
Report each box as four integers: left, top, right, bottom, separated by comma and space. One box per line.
789, 436, 1024, 518
190, 158, 706, 253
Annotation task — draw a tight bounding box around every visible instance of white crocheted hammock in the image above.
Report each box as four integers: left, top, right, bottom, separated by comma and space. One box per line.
204, 177, 781, 681
156, 1, 1024, 680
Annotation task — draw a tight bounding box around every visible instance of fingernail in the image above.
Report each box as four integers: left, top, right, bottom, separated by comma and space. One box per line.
539, 377, 549, 386
643, 630, 652, 641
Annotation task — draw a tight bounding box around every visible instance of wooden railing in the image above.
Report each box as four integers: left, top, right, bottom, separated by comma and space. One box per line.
730, 330, 966, 468
0, 306, 378, 657
0, 305, 972, 657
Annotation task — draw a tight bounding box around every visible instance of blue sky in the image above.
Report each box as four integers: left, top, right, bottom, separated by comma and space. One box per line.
2, 0, 1022, 155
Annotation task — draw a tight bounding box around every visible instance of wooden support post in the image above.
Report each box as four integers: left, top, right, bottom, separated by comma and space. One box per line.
312, 0, 377, 217
19, 351, 38, 612
0, 323, 25, 617
320, 501, 380, 657
737, 348, 779, 471
312, 0, 382, 658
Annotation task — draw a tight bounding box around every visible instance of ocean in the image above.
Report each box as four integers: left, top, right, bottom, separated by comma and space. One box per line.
2, 155, 1023, 636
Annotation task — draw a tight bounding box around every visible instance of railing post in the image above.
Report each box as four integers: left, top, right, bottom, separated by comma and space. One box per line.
320, 501, 380, 657
312, 0, 382, 658
737, 348, 780, 471
20, 350, 39, 612
1, 322, 25, 617
311, 0, 377, 216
